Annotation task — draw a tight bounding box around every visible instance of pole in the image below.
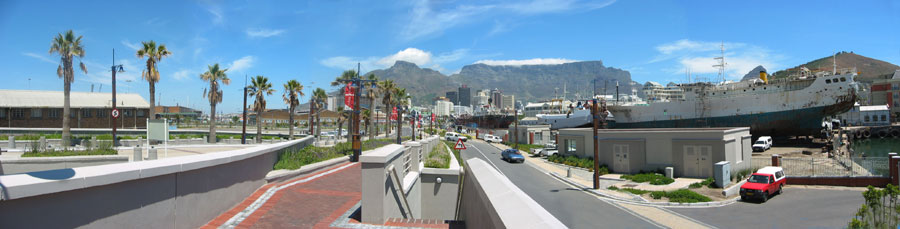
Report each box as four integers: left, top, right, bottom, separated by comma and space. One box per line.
592, 98, 600, 189
111, 49, 118, 146
514, 108, 518, 150
351, 64, 362, 162
242, 86, 248, 144
396, 106, 402, 144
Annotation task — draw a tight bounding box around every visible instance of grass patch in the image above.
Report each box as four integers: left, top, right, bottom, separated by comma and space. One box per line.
22, 140, 118, 157
690, 177, 716, 189
732, 168, 755, 183
273, 138, 396, 170
621, 173, 674, 185
441, 140, 464, 169
546, 154, 609, 174
608, 186, 651, 195
424, 142, 451, 169
649, 189, 712, 203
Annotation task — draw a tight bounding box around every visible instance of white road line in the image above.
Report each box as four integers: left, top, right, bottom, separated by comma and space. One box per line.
220, 162, 356, 228
467, 142, 505, 177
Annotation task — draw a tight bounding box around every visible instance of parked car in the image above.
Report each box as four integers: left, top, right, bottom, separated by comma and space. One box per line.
459, 135, 468, 142
501, 149, 524, 163
485, 135, 503, 143
740, 166, 786, 202
752, 136, 773, 152
538, 143, 559, 157
445, 132, 460, 141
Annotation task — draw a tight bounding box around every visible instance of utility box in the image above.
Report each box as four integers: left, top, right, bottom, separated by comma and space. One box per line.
714, 161, 731, 188
664, 167, 674, 179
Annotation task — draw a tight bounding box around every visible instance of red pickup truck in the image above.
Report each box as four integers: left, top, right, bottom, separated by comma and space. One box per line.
740, 166, 786, 202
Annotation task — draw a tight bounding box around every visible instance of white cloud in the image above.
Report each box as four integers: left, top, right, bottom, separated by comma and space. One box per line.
652, 39, 782, 80
205, 5, 224, 25
228, 56, 255, 72
22, 52, 56, 64
172, 69, 193, 80
321, 48, 468, 74
399, 0, 615, 41
474, 58, 577, 66
246, 28, 286, 38
121, 40, 141, 51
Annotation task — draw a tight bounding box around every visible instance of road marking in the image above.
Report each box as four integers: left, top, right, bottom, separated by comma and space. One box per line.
467, 142, 506, 177
220, 162, 357, 228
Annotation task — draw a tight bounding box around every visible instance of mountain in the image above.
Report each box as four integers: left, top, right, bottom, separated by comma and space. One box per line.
772, 52, 899, 82
367, 60, 638, 105
740, 65, 768, 82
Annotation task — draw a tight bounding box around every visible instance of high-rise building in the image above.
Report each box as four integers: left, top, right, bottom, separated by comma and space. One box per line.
445, 91, 458, 105
490, 88, 502, 109
434, 100, 453, 117
458, 85, 471, 107
473, 90, 489, 107
501, 95, 515, 110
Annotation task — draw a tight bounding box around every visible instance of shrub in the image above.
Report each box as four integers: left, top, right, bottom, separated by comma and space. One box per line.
546, 154, 607, 174
648, 189, 711, 203
622, 173, 674, 185
690, 177, 717, 189
849, 185, 900, 228
650, 191, 665, 199
607, 186, 619, 190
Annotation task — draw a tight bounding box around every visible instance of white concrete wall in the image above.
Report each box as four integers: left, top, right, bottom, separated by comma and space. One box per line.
459, 158, 565, 228
420, 137, 461, 220
0, 136, 314, 229
0, 155, 129, 175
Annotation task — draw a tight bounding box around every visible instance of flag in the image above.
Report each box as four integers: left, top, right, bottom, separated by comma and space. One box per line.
343, 83, 355, 109
390, 107, 398, 120
431, 113, 436, 122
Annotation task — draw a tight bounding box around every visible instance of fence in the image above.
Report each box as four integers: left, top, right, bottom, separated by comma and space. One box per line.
750, 156, 889, 177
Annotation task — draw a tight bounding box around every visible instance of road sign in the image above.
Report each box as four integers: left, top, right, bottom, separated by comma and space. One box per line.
111, 109, 120, 118
454, 139, 466, 150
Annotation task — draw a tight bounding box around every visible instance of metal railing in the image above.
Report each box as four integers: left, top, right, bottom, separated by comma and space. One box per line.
750, 156, 889, 177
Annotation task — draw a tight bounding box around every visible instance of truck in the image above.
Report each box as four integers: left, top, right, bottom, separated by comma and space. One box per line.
740, 166, 786, 202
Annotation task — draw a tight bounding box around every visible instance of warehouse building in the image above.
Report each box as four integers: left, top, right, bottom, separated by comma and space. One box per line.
556, 127, 751, 178
0, 89, 150, 128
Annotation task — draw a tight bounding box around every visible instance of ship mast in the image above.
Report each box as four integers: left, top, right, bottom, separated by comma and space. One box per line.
713, 42, 727, 83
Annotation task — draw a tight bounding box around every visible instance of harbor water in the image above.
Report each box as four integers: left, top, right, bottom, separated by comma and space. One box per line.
851, 138, 900, 157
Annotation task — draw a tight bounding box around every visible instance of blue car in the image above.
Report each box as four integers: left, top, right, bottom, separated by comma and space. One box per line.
501, 149, 525, 163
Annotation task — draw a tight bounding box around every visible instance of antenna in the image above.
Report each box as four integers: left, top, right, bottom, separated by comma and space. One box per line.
712, 42, 726, 83
832, 51, 837, 75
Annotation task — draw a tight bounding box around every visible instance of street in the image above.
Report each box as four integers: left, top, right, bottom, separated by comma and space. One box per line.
458, 140, 661, 228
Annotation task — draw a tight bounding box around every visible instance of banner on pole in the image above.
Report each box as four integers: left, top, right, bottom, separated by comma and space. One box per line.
343, 83, 355, 110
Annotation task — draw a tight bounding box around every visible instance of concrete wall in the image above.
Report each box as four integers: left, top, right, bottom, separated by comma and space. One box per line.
557, 127, 751, 178
419, 137, 461, 220
361, 144, 415, 223
458, 158, 565, 228
0, 136, 314, 229
0, 155, 129, 175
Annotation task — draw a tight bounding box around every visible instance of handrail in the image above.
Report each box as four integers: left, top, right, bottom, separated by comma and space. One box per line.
386, 164, 414, 219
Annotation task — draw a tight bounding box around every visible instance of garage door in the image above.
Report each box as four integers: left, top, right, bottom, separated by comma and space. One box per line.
683, 145, 711, 178
613, 144, 630, 174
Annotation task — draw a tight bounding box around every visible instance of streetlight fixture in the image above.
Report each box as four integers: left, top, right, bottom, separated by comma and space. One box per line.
110, 49, 125, 146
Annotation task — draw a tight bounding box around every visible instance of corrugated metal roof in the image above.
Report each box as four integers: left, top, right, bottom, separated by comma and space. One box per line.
0, 89, 150, 108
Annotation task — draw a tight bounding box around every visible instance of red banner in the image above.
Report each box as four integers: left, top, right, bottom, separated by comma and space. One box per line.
343, 83, 355, 109
431, 113, 436, 122
390, 107, 398, 120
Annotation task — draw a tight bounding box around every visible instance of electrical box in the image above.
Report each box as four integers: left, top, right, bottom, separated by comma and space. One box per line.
714, 161, 731, 188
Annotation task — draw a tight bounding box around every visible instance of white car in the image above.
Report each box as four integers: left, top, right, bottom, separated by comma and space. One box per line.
538, 143, 559, 157
752, 136, 773, 152
485, 135, 502, 143
445, 132, 460, 141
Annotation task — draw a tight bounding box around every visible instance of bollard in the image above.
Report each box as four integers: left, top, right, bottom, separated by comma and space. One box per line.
8, 135, 15, 149
133, 147, 143, 162
39, 136, 47, 149
665, 167, 674, 179
567, 167, 572, 178
148, 147, 158, 160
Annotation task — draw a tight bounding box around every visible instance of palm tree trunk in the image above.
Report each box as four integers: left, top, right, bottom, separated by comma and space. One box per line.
370, 97, 376, 139
62, 74, 71, 147
316, 111, 321, 137
309, 103, 315, 135
209, 103, 217, 143
288, 105, 295, 140
396, 112, 403, 144
149, 82, 156, 120
256, 108, 262, 143
338, 120, 343, 141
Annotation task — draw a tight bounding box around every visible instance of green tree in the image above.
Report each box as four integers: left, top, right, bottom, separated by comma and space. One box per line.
283, 80, 304, 140
363, 73, 379, 139
50, 30, 88, 147
249, 75, 275, 143
361, 109, 371, 139
850, 184, 900, 228
392, 87, 410, 143
200, 63, 230, 143
311, 88, 328, 137
378, 79, 396, 135
136, 40, 171, 120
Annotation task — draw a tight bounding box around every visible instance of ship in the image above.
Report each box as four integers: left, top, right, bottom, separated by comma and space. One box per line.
453, 113, 516, 129
607, 53, 858, 137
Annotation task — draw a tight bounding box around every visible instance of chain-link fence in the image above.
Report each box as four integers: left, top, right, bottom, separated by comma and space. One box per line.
750, 156, 889, 177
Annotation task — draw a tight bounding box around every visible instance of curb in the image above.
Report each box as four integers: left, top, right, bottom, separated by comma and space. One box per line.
549, 170, 741, 208
264, 156, 351, 183
483, 141, 626, 182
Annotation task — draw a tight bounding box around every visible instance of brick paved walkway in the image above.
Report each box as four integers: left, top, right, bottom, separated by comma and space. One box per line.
204, 161, 455, 229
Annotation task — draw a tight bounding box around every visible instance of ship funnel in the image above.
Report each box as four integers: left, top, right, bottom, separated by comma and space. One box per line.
759, 70, 769, 84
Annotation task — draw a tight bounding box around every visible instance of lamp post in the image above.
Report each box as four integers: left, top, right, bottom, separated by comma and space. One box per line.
110, 49, 124, 146
336, 64, 376, 162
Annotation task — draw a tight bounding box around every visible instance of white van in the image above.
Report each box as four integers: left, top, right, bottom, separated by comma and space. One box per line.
445, 132, 460, 141
752, 136, 773, 152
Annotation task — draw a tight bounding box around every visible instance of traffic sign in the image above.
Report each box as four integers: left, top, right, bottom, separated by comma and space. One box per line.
111, 109, 120, 118
454, 139, 466, 150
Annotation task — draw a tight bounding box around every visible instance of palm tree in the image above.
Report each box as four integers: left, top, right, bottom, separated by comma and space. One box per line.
332, 70, 356, 138
136, 40, 171, 120
248, 75, 275, 143
336, 106, 350, 140
311, 88, 328, 137
361, 109, 371, 140
363, 73, 379, 139
378, 80, 396, 135
393, 87, 410, 144
49, 30, 87, 147
200, 63, 230, 143
283, 80, 304, 140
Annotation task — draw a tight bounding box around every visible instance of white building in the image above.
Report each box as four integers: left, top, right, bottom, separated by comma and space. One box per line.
501, 95, 515, 110
434, 100, 452, 117
642, 81, 684, 102
452, 105, 473, 116
523, 101, 572, 117
836, 103, 891, 126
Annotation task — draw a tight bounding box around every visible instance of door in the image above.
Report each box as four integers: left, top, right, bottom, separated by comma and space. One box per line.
683, 145, 712, 178
613, 144, 630, 173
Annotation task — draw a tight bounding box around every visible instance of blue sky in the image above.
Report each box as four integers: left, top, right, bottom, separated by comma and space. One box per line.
1, 0, 899, 113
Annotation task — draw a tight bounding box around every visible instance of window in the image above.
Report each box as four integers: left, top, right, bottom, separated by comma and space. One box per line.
864, 115, 870, 122
12, 109, 25, 119
137, 110, 145, 117
0, 109, 5, 118
124, 110, 132, 117
48, 109, 60, 118
882, 115, 887, 122
30, 108, 42, 118
98, 109, 108, 118
82, 109, 92, 117
840, 77, 846, 82
825, 79, 831, 84
566, 139, 577, 154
